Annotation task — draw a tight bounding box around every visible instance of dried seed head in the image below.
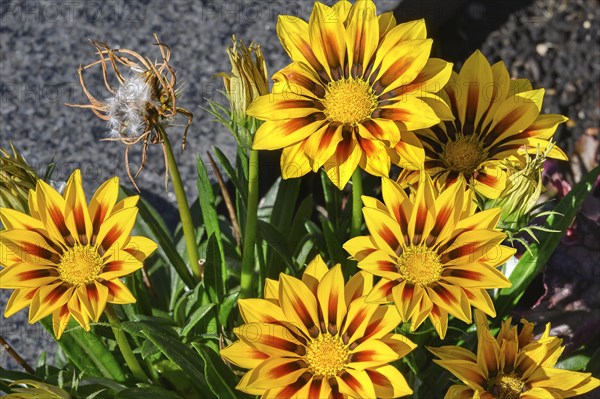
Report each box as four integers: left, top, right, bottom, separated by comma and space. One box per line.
106, 71, 153, 139
69, 34, 193, 191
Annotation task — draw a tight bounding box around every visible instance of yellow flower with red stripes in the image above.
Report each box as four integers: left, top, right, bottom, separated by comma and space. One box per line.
221, 255, 415, 398
403, 50, 567, 199
344, 174, 515, 338
248, 0, 452, 189
430, 310, 599, 398
0, 170, 156, 338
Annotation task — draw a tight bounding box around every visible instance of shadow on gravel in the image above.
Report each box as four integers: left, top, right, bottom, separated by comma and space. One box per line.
394, 0, 535, 63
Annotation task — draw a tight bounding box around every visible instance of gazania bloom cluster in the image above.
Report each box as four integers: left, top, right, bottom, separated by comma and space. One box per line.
249, 0, 453, 189
0, 170, 157, 338
405, 50, 567, 199
70, 35, 193, 190
344, 175, 515, 338
430, 311, 599, 398
221, 255, 416, 398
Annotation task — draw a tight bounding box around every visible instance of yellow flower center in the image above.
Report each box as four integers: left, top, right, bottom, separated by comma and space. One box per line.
486, 372, 526, 399
398, 245, 442, 285
58, 245, 103, 286
322, 78, 377, 125
441, 136, 485, 174
305, 334, 349, 377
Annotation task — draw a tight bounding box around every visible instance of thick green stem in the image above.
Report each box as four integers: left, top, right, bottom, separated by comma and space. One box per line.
161, 130, 201, 279
351, 168, 363, 237
105, 306, 148, 382
240, 149, 259, 299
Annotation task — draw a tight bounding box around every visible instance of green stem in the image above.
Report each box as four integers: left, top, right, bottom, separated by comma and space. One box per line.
161, 129, 201, 279
351, 168, 363, 237
105, 306, 148, 382
240, 149, 259, 299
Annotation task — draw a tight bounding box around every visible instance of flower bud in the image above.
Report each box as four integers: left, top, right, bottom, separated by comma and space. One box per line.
0, 143, 40, 213
215, 36, 268, 147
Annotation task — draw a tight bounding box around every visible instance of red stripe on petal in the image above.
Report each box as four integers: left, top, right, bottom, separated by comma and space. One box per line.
376, 61, 410, 91
22, 243, 60, 264
269, 361, 305, 379
366, 368, 389, 386
49, 206, 73, 246
92, 204, 107, 235
102, 261, 124, 274
339, 370, 362, 393
328, 291, 339, 327
441, 243, 476, 264
309, 377, 324, 398
287, 71, 326, 98
278, 372, 312, 397
447, 269, 483, 281
379, 225, 400, 251
376, 108, 410, 121
344, 308, 368, 340
362, 119, 386, 141
488, 107, 528, 141
351, 349, 377, 363
45, 285, 68, 306
18, 269, 53, 281
277, 100, 323, 111
281, 113, 325, 136
73, 205, 88, 245
319, 124, 341, 153
100, 227, 122, 252
86, 284, 98, 302
476, 173, 502, 188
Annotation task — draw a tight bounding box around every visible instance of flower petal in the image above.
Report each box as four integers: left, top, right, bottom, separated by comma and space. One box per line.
220, 340, 269, 369
279, 274, 320, 337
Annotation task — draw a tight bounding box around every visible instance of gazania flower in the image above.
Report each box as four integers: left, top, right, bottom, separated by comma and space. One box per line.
248, 0, 452, 189
430, 310, 600, 398
221, 255, 416, 398
343, 175, 515, 338
0, 169, 157, 338
404, 50, 567, 199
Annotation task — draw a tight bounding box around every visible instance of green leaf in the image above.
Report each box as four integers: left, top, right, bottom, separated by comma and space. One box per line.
218, 292, 239, 328
196, 156, 227, 293
204, 234, 224, 303
555, 353, 590, 371
212, 146, 246, 205
193, 344, 249, 399
120, 321, 206, 394
257, 220, 294, 274
115, 387, 185, 399
289, 194, 314, 249
38, 318, 126, 382
181, 304, 216, 337
322, 220, 348, 266
122, 187, 195, 289
496, 165, 600, 315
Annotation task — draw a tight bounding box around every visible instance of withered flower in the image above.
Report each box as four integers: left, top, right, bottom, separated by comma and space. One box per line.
69, 34, 192, 190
